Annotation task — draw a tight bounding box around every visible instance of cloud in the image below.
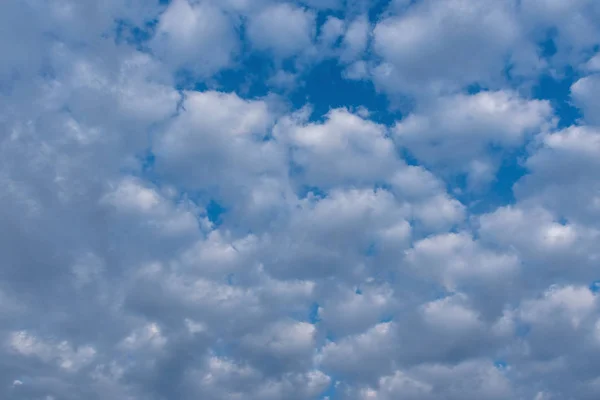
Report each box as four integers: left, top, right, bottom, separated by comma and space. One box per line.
571, 74, 600, 125
393, 90, 553, 186
150, 0, 240, 76
359, 360, 513, 400
2, 1, 600, 399
340, 16, 370, 63
514, 125, 600, 226
275, 107, 398, 188
246, 3, 316, 58
372, 0, 520, 95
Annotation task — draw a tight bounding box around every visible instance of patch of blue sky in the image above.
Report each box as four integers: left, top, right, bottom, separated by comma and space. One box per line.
289, 59, 402, 124
494, 360, 508, 370
205, 199, 227, 226
319, 379, 338, 400
515, 323, 531, 338
297, 185, 328, 200
114, 18, 159, 50
309, 302, 321, 324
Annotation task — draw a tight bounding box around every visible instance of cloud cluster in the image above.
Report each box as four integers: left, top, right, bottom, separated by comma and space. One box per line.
2, 1, 600, 399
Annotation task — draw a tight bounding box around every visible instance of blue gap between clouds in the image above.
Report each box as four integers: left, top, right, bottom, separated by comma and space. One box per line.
309, 302, 321, 324
206, 200, 227, 226
494, 360, 508, 370
114, 18, 159, 50
290, 59, 401, 124
320, 379, 338, 400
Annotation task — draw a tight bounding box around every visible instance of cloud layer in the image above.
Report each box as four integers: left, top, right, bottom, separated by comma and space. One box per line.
2, 1, 600, 399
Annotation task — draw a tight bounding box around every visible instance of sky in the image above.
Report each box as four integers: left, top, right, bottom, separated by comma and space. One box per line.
1, 0, 600, 399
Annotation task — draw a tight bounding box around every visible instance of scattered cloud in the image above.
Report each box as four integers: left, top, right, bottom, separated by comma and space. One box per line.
2, 1, 600, 399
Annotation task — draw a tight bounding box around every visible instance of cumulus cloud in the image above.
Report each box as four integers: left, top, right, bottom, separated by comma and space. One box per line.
372, 0, 520, 95
246, 3, 316, 58
571, 74, 600, 125
394, 90, 553, 187
2, 0, 600, 399
150, 0, 240, 76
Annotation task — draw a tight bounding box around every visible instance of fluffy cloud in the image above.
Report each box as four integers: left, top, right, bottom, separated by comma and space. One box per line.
394, 90, 553, 186
246, 3, 316, 58
571, 74, 600, 125
2, 1, 600, 399
514, 125, 600, 226
150, 0, 240, 76
340, 16, 370, 63
275, 108, 399, 187
372, 0, 520, 95
358, 360, 512, 400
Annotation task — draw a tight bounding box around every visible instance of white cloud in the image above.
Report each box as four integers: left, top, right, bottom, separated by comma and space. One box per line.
151, 0, 239, 76
2, 0, 600, 399
319, 284, 396, 336
571, 74, 600, 125
318, 322, 397, 382
519, 285, 597, 329
340, 16, 370, 62
394, 90, 553, 186
514, 126, 600, 226
153, 90, 285, 210
246, 3, 316, 58
8, 331, 96, 372
372, 0, 520, 95
360, 360, 512, 400
276, 108, 398, 188
319, 16, 345, 47
101, 177, 200, 235
519, 0, 600, 64
420, 293, 482, 332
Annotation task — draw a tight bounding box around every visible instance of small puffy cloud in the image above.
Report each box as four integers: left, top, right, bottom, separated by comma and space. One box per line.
7, 331, 96, 372
319, 16, 345, 47
151, 0, 239, 76
340, 16, 370, 63
420, 294, 482, 333
246, 3, 316, 58
519, 285, 597, 329
394, 90, 553, 186
359, 360, 512, 400
519, 0, 600, 64
319, 284, 396, 336
372, 0, 520, 95
240, 320, 316, 372
571, 74, 600, 125
101, 177, 200, 236
153, 90, 285, 207
261, 187, 410, 280
515, 126, 600, 225
583, 53, 600, 72
276, 108, 399, 188
318, 322, 397, 383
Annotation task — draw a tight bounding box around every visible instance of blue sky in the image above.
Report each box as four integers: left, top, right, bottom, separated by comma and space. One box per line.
2, 1, 600, 399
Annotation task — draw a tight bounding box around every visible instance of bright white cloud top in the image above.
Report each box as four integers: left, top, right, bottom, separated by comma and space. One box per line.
1, 1, 600, 399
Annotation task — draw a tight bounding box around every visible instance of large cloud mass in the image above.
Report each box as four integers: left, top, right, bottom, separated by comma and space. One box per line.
2, 1, 600, 399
